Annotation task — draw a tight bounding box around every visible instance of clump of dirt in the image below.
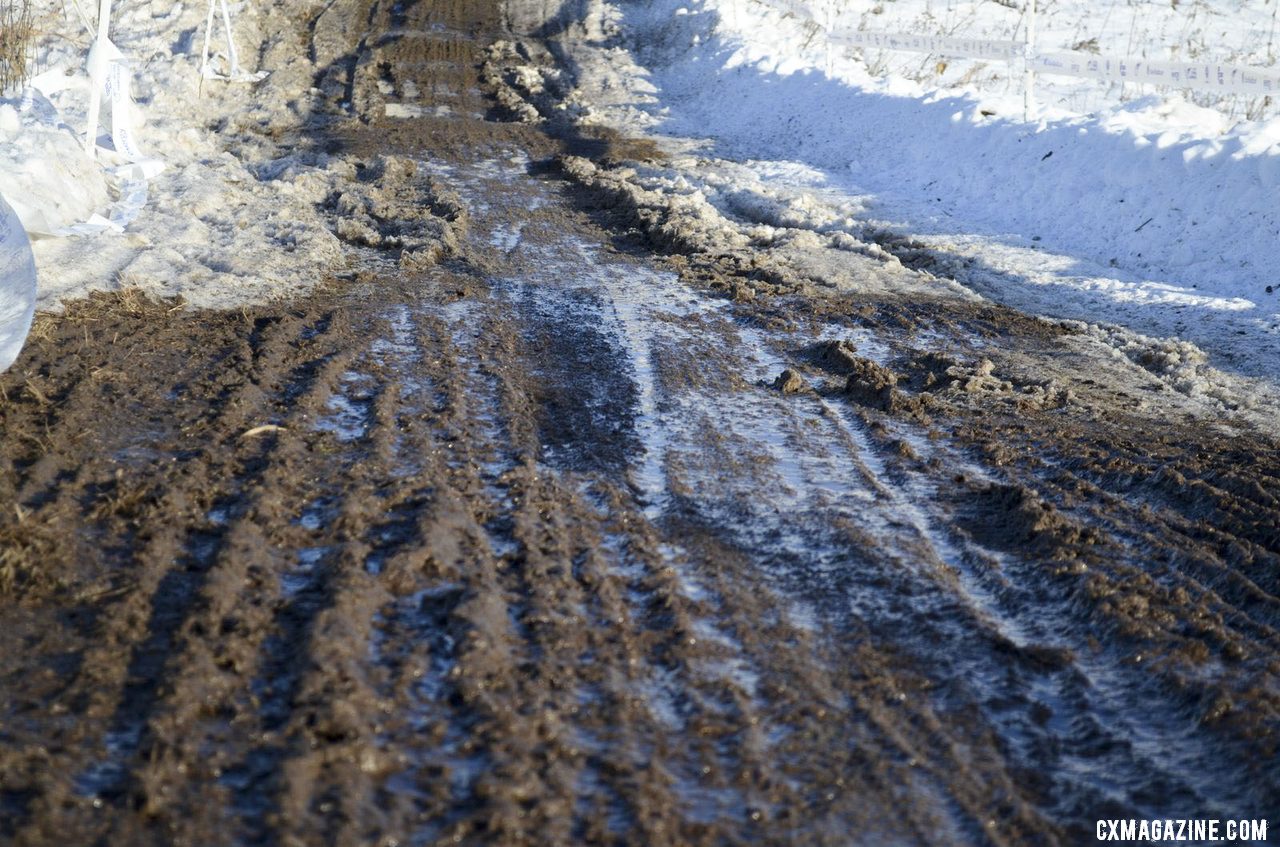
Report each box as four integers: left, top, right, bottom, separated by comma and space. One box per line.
1013, 380, 1075, 411
329, 155, 467, 268
864, 228, 944, 274
559, 157, 736, 253
946, 357, 1008, 394
960, 482, 1102, 562
772, 368, 806, 394
842, 356, 907, 413
482, 40, 561, 123
806, 338, 861, 375
905, 350, 963, 391
907, 352, 1012, 397
554, 156, 810, 298
904, 350, 1074, 411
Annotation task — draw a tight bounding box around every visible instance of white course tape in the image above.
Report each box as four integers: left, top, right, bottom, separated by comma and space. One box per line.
54, 50, 165, 236
19, 86, 66, 128
1031, 53, 1280, 96
760, 0, 1280, 97
51, 214, 122, 238
20, 46, 164, 238
27, 66, 81, 97
830, 28, 1021, 61
104, 61, 154, 165
0, 193, 38, 372
48, 176, 151, 238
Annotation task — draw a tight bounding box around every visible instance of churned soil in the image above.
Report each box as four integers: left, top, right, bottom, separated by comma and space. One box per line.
1, 0, 1277, 845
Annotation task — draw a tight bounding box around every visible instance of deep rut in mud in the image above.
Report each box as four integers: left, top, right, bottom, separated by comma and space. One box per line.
1, 0, 1278, 844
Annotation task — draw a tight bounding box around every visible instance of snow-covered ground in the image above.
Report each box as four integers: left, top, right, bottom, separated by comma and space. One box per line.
0, 0, 346, 313
547, 0, 1280, 387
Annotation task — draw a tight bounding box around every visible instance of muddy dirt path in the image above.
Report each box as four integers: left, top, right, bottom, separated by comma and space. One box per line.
1, 0, 1277, 845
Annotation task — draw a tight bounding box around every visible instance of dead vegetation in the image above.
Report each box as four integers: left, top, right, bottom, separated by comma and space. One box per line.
0, 509, 55, 597
0, 288, 183, 600
0, 0, 34, 93
23, 288, 179, 345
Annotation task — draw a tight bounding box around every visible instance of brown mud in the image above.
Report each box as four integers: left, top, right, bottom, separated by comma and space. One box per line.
1, 0, 1277, 845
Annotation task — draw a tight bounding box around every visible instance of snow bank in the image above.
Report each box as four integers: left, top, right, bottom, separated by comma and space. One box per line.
546, 0, 1280, 384
3, 0, 345, 312
650, 2, 1280, 304
0, 102, 110, 234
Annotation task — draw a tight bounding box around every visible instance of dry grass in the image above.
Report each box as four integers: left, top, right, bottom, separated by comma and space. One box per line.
0, 512, 52, 598
24, 311, 57, 345
26, 288, 184, 346
0, 0, 34, 93
88, 476, 156, 522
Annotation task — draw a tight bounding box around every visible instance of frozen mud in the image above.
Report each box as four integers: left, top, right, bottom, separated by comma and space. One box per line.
0, 0, 1276, 845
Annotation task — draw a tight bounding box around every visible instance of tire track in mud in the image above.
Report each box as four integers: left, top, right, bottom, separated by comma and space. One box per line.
403, 152, 1056, 843
48, 311, 368, 842
648, 303, 1275, 833
263, 145, 995, 842
428, 131, 1276, 836
138, 297, 534, 845
1, 305, 358, 843
491, 6, 1280, 825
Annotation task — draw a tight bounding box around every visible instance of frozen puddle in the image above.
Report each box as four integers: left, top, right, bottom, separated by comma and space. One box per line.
315, 371, 377, 442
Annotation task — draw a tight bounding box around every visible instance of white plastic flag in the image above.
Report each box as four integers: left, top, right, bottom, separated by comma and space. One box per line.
61, 0, 162, 236
1030, 53, 1280, 95
828, 28, 1021, 60
84, 0, 115, 155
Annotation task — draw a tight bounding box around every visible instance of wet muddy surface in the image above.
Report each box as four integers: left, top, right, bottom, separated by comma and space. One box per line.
1, 0, 1278, 844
